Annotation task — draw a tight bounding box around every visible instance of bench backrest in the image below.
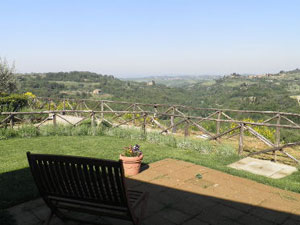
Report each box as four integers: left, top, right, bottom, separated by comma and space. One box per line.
27, 152, 129, 208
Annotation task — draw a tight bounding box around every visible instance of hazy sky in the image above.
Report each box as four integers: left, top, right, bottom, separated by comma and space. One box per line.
1, 0, 300, 77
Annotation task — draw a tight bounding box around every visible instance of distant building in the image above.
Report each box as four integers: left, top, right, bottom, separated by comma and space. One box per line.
229, 73, 241, 78
147, 80, 156, 86
92, 89, 101, 95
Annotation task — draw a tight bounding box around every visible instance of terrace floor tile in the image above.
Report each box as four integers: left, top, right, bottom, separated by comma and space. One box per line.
8, 158, 300, 225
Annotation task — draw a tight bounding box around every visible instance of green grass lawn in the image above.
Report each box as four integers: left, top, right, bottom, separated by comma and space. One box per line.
1, 135, 300, 210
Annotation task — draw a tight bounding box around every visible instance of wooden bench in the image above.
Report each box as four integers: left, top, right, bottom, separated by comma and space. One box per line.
27, 152, 148, 225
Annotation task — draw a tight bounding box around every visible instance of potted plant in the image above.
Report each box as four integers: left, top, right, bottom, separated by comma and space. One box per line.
119, 144, 143, 176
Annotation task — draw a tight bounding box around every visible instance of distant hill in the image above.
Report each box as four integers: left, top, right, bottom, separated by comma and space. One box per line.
16, 69, 300, 113
122, 75, 221, 87
183, 69, 300, 112
16, 71, 190, 105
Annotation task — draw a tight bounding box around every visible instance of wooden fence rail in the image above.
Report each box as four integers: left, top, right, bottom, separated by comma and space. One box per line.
1, 98, 300, 163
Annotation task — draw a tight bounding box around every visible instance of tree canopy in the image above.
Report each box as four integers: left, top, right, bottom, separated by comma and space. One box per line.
0, 58, 16, 93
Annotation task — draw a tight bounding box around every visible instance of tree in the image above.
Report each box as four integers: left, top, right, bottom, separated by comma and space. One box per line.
0, 58, 16, 93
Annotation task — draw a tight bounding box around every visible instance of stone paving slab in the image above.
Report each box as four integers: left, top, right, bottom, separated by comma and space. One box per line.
228, 157, 297, 178
8, 158, 300, 225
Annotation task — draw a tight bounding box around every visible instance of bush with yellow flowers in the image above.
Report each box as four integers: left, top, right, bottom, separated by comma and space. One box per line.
230, 118, 275, 142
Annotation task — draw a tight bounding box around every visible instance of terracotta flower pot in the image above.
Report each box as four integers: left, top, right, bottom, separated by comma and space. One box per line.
119, 154, 143, 176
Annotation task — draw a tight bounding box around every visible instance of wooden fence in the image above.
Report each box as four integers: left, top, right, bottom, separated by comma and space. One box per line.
1, 97, 300, 163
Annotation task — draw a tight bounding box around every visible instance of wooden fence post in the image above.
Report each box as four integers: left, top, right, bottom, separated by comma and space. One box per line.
91, 112, 96, 128
154, 105, 158, 118
171, 107, 176, 133
10, 115, 14, 128
101, 101, 104, 120
62, 99, 66, 115
184, 119, 189, 137
238, 123, 244, 155
142, 113, 147, 135
52, 114, 57, 127
274, 114, 281, 162
133, 104, 136, 126
216, 111, 221, 135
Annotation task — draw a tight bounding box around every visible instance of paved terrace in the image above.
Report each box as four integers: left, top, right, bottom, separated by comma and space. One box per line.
9, 158, 300, 225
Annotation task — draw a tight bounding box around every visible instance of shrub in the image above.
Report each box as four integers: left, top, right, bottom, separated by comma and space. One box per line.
177, 139, 214, 154
87, 126, 105, 136
177, 140, 194, 149
101, 120, 112, 128
39, 125, 60, 136
281, 129, 300, 143
146, 132, 177, 148
80, 118, 92, 126
71, 125, 90, 136
215, 144, 236, 156
17, 125, 39, 138
230, 118, 275, 142
0, 128, 17, 140
56, 100, 76, 110
104, 127, 131, 139
193, 140, 214, 154
122, 113, 152, 124
24, 92, 36, 99
0, 125, 39, 139
0, 58, 16, 94
0, 93, 28, 112
201, 121, 217, 133
103, 127, 144, 140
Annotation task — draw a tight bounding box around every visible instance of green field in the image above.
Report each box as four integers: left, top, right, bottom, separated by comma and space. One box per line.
1, 135, 300, 210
